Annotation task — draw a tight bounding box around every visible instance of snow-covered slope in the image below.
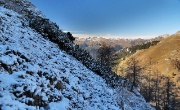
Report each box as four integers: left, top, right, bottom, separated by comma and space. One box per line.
0, 4, 153, 110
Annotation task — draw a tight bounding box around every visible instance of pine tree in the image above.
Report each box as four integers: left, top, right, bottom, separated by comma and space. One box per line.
97, 40, 113, 68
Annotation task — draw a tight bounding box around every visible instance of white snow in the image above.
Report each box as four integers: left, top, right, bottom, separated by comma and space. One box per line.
47, 98, 69, 110
0, 6, 154, 110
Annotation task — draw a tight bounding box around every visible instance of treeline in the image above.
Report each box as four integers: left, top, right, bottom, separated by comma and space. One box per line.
114, 41, 160, 61
111, 41, 160, 70
122, 57, 180, 110
129, 41, 160, 54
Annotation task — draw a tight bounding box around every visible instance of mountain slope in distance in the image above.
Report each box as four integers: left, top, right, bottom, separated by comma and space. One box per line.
119, 34, 180, 87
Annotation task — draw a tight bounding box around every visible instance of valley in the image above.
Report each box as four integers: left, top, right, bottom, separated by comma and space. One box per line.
75, 34, 180, 109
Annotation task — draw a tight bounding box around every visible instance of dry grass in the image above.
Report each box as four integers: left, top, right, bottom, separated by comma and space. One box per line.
118, 34, 180, 86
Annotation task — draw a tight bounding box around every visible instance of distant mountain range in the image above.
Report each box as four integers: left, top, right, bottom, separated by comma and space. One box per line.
74, 36, 164, 59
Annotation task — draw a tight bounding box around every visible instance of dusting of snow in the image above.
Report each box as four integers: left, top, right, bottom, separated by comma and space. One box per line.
0, 6, 154, 110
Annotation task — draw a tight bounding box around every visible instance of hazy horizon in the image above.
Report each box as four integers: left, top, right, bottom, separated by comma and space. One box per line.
72, 33, 172, 39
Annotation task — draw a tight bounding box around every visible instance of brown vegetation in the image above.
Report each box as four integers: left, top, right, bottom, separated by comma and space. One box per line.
117, 35, 180, 109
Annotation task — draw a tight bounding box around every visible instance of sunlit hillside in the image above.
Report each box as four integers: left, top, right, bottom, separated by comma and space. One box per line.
116, 34, 180, 109
118, 34, 180, 88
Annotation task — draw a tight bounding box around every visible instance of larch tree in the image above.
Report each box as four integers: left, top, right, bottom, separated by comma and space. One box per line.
125, 57, 143, 91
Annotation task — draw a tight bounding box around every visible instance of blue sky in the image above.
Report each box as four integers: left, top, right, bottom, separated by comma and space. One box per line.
31, 0, 180, 38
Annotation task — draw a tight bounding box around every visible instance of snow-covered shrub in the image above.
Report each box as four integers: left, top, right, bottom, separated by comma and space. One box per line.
0, 60, 12, 74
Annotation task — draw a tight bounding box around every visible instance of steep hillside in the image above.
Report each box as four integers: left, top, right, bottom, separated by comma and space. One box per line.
118, 35, 180, 85
131, 35, 179, 76
135, 35, 180, 92
116, 35, 180, 109
111, 40, 160, 71
0, 1, 153, 110
118, 35, 180, 73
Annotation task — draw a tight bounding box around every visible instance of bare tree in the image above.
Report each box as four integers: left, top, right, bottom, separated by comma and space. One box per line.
141, 58, 155, 102
125, 57, 143, 91
163, 76, 177, 110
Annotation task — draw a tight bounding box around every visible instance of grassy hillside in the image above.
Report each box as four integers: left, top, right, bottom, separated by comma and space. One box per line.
134, 34, 179, 75
116, 34, 180, 109
111, 40, 160, 72
118, 34, 180, 89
